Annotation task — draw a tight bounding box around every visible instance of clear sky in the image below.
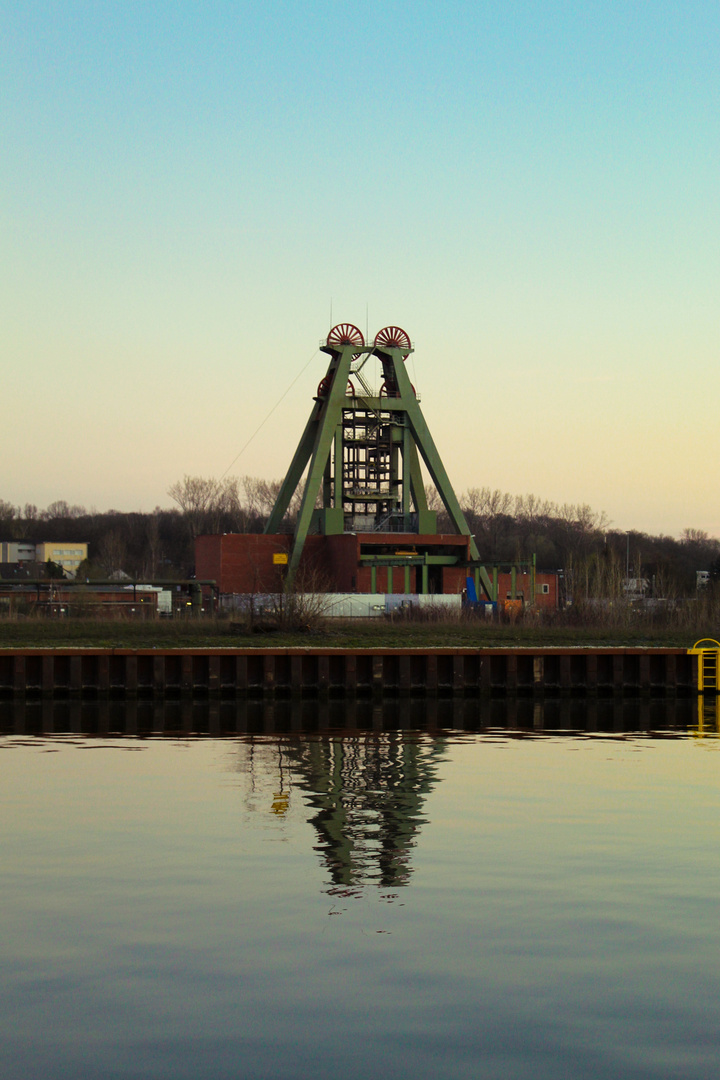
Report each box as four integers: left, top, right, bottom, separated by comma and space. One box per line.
3, 1, 718, 535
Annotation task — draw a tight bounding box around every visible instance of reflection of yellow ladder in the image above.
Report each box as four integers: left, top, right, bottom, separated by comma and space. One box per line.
688, 639, 720, 693
695, 694, 720, 737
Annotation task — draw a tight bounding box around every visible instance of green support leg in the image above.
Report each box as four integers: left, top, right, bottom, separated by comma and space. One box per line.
334, 427, 343, 511
286, 349, 354, 584
402, 427, 411, 517
388, 351, 479, 558
407, 441, 428, 512
265, 411, 318, 533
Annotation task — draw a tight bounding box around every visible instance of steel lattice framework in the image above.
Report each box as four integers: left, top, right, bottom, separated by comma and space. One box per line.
266, 324, 490, 593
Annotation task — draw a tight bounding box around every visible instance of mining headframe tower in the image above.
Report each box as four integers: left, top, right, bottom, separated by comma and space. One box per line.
196, 324, 495, 600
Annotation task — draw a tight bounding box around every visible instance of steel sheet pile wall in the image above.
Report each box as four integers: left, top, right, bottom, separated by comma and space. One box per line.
0, 648, 696, 698
1, 695, 701, 739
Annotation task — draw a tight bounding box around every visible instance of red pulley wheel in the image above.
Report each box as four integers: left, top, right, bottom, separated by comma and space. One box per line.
317, 376, 357, 398
326, 323, 364, 348
374, 326, 411, 353
379, 380, 415, 398
379, 381, 399, 398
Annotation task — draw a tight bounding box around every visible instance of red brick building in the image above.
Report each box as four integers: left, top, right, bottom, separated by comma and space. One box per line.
195, 533, 559, 609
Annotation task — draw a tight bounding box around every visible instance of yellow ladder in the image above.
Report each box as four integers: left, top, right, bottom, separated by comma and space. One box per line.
688, 639, 720, 693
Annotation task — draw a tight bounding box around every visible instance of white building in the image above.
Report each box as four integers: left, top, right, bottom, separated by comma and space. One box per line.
0, 542, 37, 563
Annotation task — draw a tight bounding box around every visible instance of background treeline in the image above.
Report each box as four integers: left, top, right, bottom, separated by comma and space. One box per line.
1, 477, 719, 597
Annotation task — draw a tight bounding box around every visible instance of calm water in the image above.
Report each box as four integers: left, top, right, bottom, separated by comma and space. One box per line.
2, 698, 720, 1079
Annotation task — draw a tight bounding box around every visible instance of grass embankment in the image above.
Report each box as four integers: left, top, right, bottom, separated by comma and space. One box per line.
0, 617, 710, 650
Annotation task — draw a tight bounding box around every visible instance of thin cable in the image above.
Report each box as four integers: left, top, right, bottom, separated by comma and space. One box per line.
219, 349, 319, 480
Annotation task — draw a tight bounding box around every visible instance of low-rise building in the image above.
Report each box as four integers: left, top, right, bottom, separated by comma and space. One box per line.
0, 542, 36, 564
33, 543, 88, 578
0, 541, 88, 578
195, 532, 560, 610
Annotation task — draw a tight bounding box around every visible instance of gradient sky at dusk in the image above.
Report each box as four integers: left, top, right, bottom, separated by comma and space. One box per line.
3, 1, 719, 535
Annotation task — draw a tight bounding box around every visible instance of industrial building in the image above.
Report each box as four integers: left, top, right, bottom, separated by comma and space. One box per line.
196, 324, 558, 610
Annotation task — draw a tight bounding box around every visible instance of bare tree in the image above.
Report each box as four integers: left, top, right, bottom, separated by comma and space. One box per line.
41, 500, 86, 520
462, 487, 513, 519
681, 528, 711, 546
143, 512, 162, 578
98, 529, 127, 576
243, 476, 303, 529
168, 475, 263, 538
515, 493, 555, 523
0, 499, 16, 536
169, 476, 220, 538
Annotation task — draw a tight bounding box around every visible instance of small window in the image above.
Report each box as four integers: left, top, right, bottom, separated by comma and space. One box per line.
538, 583, 550, 595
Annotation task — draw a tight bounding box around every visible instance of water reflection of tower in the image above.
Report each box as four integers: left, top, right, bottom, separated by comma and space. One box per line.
285, 734, 445, 892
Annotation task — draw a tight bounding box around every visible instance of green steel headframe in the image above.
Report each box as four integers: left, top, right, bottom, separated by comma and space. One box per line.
266, 323, 491, 595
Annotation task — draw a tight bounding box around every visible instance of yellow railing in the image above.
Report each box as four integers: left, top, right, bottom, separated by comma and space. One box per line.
688, 639, 720, 693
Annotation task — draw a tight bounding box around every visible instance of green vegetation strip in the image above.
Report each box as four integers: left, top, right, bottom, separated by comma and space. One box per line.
0, 619, 704, 650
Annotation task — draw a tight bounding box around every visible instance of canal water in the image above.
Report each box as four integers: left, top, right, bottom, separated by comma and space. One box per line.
2, 698, 720, 1079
